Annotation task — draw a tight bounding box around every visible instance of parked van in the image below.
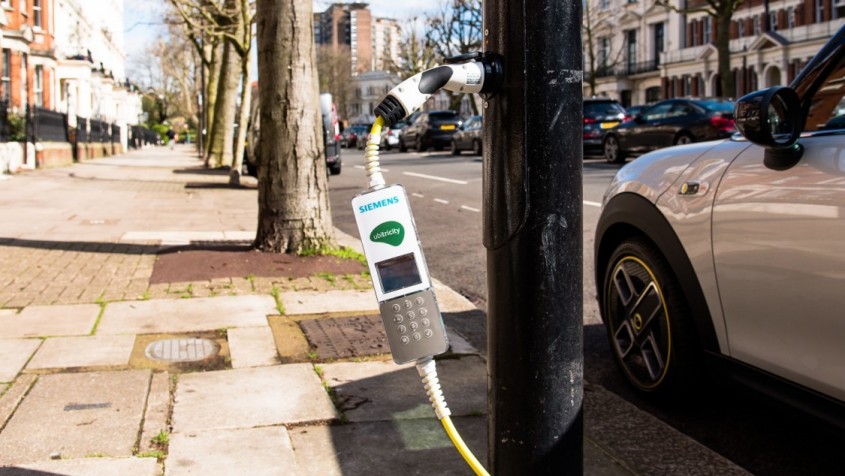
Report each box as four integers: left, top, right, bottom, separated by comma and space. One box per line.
244, 89, 342, 177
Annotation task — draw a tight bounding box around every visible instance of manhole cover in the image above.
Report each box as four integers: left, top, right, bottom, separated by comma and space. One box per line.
300, 315, 388, 360
145, 338, 219, 362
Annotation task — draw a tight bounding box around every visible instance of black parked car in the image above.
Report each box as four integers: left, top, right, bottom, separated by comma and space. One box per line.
602, 98, 736, 163
398, 110, 462, 152
450, 115, 482, 155
584, 98, 626, 157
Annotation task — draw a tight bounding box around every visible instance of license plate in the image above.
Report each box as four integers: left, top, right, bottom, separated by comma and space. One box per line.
600, 121, 619, 129
440, 125, 456, 130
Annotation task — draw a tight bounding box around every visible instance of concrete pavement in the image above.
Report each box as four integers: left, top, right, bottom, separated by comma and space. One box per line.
0, 145, 748, 475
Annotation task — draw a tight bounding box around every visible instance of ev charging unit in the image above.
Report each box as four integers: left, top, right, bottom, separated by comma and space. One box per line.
356, 0, 584, 470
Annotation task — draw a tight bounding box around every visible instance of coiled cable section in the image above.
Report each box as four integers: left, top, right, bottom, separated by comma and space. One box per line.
416, 358, 489, 476
365, 116, 386, 189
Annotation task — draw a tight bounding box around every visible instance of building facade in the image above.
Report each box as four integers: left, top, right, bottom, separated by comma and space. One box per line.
0, 0, 56, 112
314, 3, 400, 74
584, 0, 845, 107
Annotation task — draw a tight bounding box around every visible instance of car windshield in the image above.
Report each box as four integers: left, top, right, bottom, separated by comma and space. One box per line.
429, 112, 459, 121
585, 102, 624, 116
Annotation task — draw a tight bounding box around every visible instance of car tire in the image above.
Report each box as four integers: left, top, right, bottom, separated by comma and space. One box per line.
602, 237, 699, 402
399, 138, 407, 152
674, 133, 694, 146
416, 137, 427, 152
472, 139, 482, 156
451, 141, 461, 155
329, 162, 341, 176
604, 135, 626, 164
382, 139, 391, 151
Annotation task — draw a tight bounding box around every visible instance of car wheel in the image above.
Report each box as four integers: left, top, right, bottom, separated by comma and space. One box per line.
472, 139, 482, 156
399, 138, 407, 152
674, 133, 694, 146
602, 237, 699, 402
416, 137, 427, 152
382, 138, 391, 151
604, 135, 626, 164
451, 141, 461, 155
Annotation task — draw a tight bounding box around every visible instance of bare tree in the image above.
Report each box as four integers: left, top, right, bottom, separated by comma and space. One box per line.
655, 0, 748, 98
316, 45, 353, 121
253, 0, 334, 253
582, 0, 628, 97
384, 17, 437, 76
424, 0, 482, 59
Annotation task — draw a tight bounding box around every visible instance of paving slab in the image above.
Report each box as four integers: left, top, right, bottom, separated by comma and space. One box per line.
0, 370, 151, 464
139, 372, 171, 453
280, 290, 378, 316
0, 309, 16, 316
0, 304, 100, 338
171, 364, 336, 433
0, 375, 36, 429
321, 356, 487, 423
228, 327, 279, 368
431, 278, 477, 313
26, 334, 135, 370
1, 457, 160, 475
289, 417, 487, 476
97, 296, 275, 335
166, 426, 299, 476
445, 329, 477, 355
0, 339, 41, 382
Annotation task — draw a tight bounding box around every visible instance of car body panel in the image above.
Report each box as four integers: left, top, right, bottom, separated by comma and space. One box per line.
453, 115, 482, 152
401, 110, 461, 150
712, 132, 845, 401
584, 99, 625, 154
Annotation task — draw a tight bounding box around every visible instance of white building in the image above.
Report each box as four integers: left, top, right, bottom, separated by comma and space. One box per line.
349, 70, 401, 123
53, 0, 141, 150
584, 0, 845, 107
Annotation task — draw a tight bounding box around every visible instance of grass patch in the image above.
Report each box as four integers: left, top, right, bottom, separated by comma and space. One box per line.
270, 286, 285, 315
90, 300, 107, 336
315, 272, 337, 286
138, 450, 166, 460
246, 274, 256, 291
301, 246, 367, 265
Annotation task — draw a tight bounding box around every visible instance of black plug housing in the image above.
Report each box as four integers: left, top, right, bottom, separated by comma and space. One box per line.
374, 96, 407, 128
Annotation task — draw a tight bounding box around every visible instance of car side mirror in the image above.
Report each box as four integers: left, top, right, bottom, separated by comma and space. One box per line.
735, 86, 805, 166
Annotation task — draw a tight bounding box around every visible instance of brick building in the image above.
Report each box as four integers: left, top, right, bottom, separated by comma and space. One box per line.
0, 0, 56, 112
314, 3, 400, 75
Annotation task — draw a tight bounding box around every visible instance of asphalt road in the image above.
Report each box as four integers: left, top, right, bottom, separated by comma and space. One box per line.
329, 147, 844, 475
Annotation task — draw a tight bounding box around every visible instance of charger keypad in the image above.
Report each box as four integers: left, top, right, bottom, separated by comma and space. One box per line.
378, 288, 449, 364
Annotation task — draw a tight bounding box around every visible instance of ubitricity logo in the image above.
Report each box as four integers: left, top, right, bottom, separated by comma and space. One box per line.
370, 221, 404, 246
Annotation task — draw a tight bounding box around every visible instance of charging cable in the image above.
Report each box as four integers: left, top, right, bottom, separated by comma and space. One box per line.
365, 118, 489, 475
417, 358, 489, 476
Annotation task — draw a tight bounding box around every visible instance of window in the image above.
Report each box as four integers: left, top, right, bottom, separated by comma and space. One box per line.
835, 0, 845, 19
738, 19, 746, 37
643, 102, 672, 121
34, 65, 43, 107
690, 21, 699, 47
769, 11, 777, 31
626, 30, 637, 70
33, 0, 42, 28
1, 50, 9, 102
753, 16, 761, 35
788, 7, 795, 27
598, 37, 610, 68
815, 0, 824, 22
703, 17, 712, 43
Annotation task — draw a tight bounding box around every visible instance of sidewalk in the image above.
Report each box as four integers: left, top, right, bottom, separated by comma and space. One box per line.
0, 146, 748, 475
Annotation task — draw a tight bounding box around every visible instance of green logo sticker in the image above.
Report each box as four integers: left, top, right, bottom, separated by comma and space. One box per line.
370, 221, 405, 246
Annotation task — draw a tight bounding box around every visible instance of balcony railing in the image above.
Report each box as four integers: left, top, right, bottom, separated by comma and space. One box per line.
594, 59, 660, 78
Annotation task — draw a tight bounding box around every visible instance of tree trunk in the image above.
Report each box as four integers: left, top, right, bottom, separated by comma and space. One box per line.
717, 12, 734, 98
254, 0, 334, 253
203, 41, 221, 164
230, 52, 251, 185
208, 39, 239, 168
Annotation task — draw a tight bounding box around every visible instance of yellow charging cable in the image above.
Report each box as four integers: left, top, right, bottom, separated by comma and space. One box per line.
417, 359, 490, 476
365, 117, 387, 189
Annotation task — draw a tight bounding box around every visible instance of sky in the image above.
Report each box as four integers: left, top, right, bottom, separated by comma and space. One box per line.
123, 0, 441, 83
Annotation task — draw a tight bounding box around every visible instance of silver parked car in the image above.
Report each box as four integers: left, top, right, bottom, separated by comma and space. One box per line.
594, 26, 845, 428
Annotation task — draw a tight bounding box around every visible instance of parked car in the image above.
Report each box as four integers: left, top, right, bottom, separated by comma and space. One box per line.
355, 123, 375, 150
583, 98, 626, 157
244, 90, 341, 176
380, 119, 407, 151
594, 26, 845, 429
451, 115, 482, 155
602, 98, 736, 163
622, 104, 649, 121
341, 124, 369, 149
398, 110, 462, 152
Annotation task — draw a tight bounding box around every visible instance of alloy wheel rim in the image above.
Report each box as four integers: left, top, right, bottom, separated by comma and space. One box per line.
605, 256, 672, 389
606, 138, 618, 160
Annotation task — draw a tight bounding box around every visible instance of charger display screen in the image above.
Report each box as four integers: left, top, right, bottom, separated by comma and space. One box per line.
376, 253, 422, 294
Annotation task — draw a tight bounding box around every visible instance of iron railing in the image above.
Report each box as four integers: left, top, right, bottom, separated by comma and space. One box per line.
0, 100, 9, 142
33, 106, 69, 142
594, 59, 660, 78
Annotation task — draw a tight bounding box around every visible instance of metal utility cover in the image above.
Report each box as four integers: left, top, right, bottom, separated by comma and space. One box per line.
299, 315, 388, 360
145, 338, 219, 362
